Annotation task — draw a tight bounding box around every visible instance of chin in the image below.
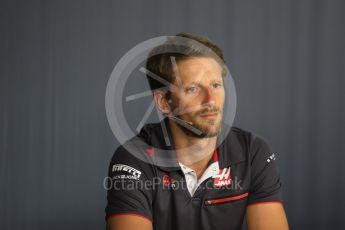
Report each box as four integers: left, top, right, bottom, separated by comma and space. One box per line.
202, 131, 219, 138
194, 123, 222, 138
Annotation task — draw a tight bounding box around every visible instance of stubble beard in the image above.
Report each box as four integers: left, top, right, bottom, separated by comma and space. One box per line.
176, 108, 223, 138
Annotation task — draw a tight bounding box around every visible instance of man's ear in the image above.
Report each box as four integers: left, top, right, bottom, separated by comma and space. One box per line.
153, 90, 171, 114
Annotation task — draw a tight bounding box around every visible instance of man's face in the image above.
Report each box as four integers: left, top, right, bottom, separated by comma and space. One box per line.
169, 57, 225, 137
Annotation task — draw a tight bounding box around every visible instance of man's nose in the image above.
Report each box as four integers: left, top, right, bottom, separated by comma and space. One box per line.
202, 88, 216, 107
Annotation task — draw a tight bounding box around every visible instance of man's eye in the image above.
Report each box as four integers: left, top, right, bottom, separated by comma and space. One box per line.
186, 87, 198, 94
213, 83, 223, 89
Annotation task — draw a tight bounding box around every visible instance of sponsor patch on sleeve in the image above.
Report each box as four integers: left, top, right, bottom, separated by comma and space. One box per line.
112, 164, 142, 180
266, 153, 276, 163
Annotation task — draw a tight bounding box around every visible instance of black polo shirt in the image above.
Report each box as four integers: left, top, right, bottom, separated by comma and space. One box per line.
105, 119, 283, 230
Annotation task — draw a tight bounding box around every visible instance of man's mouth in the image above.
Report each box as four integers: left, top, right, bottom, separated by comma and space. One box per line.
200, 113, 218, 120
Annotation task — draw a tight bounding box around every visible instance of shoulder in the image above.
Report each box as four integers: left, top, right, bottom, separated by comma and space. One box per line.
223, 126, 273, 162
229, 126, 267, 144
226, 126, 256, 152
227, 127, 278, 172
108, 137, 156, 180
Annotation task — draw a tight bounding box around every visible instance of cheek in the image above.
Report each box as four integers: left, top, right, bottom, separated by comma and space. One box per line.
171, 99, 193, 115
175, 101, 201, 116
174, 95, 199, 108
216, 90, 225, 105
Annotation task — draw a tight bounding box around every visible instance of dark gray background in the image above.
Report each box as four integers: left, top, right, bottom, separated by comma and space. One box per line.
1, 0, 344, 229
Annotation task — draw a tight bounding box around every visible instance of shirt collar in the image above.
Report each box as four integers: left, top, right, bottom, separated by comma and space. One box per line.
179, 148, 220, 176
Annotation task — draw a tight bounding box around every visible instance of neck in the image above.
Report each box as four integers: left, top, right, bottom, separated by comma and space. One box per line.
168, 119, 217, 174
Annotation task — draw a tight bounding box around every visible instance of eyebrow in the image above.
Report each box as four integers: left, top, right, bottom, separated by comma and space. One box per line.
186, 79, 222, 85
186, 81, 201, 86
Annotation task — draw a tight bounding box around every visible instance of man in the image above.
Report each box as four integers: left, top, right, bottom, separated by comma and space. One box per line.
105, 33, 289, 230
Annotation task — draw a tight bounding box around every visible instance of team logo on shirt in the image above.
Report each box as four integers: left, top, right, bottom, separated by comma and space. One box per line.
213, 167, 232, 187
112, 164, 142, 180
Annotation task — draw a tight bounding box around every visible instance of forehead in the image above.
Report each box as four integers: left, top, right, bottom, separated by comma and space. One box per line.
175, 57, 223, 83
